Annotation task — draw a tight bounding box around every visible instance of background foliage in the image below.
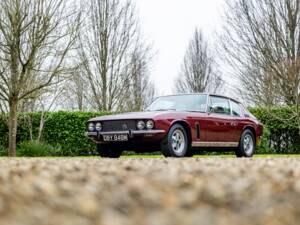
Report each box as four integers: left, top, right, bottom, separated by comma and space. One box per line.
0, 112, 111, 156
0, 108, 299, 156
249, 107, 300, 153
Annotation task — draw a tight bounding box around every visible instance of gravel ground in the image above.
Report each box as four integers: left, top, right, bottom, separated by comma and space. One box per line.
0, 157, 299, 225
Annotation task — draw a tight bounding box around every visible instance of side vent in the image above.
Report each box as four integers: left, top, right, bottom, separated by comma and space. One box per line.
196, 123, 200, 139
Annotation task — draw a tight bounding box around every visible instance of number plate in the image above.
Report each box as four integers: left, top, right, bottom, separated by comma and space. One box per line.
102, 134, 128, 142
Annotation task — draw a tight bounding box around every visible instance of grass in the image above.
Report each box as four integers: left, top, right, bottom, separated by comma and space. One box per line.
121, 154, 300, 158
1, 153, 300, 159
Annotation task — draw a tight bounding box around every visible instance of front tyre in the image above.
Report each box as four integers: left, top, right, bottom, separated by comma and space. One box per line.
97, 144, 122, 158
235, 129, 255, 158
160, 124, 193, 157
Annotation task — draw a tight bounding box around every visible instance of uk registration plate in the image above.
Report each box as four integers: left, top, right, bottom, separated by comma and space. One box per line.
102, 134, 128, 142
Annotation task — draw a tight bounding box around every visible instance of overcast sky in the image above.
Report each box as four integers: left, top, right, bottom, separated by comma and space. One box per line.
137, 0, 226, 95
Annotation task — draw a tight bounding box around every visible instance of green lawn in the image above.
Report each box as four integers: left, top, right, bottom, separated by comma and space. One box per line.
121, 154, 300, 158
1, 154, 300, 159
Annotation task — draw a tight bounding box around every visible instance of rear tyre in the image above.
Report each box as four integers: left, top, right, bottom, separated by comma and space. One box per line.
160, 124, 193, 157
235, 129, 255, 158
97, 144, 122, 158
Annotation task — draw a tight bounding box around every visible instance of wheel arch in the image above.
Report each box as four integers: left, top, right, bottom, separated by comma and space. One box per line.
170, 120, 192, 144
243, 126, 256, 143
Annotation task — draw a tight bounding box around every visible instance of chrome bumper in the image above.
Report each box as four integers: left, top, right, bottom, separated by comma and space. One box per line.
85, 129, 166, 137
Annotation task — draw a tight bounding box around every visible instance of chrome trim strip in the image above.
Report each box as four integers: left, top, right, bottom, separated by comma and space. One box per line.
99, 131, 130, 135
132, 130, 166, 135
85, 130, 165, 136
229, 99, 233, 116
205, 93, 209, 113
192, 141, 239, 147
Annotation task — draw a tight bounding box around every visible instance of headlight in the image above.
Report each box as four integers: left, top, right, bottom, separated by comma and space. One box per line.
137, 120, 145, 130
88, 123, 95, 131
146, 120, 154, 129
95, 122, 102, 131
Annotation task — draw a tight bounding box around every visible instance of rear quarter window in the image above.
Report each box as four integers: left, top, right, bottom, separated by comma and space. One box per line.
210, 96, 231, 115
231, 101, 242, 117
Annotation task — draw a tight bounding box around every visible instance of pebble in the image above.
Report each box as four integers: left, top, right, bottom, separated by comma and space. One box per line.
0, 157, 298, 225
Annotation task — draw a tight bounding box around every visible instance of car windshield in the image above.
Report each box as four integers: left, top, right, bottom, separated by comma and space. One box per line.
146, 94, 207, 112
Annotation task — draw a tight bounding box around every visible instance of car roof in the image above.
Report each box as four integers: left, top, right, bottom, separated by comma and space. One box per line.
157, 93, 242, 104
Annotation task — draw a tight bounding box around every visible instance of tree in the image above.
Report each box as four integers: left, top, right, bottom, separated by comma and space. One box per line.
0, 0, 79, 156
175, 28, 222, 94
221, 0, 300, 135
60, 67, 90, 111
78, 0, 140, 111
121, 43, 156, 111
22, 83, 65, 143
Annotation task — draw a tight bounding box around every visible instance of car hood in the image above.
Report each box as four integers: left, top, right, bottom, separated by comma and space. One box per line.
88, 111, 190, 122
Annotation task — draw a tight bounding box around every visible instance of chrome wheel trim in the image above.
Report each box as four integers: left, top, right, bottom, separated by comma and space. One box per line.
171, 129, 186, 154
243, 133, 254, 154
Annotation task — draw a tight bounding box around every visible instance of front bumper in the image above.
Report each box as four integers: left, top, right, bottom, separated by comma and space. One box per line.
85, 129, 166, 142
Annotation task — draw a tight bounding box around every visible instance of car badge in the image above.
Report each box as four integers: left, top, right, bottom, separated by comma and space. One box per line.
122, 124, 128, 130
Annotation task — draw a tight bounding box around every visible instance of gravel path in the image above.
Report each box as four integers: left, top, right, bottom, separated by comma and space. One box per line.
0, 157, 299, 225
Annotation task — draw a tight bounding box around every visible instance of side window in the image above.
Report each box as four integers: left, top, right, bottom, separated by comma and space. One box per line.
209, 96, 231, 115
231, 101, 241, 117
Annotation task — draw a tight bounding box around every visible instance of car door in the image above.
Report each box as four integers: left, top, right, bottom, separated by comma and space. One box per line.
230, 100, 244, 142
204, 96, 236, 143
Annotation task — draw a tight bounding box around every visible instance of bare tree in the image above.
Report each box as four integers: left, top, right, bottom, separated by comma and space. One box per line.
22, 83, 65, 143
175, 28, 222, 94
60, 67, 90, 111
221, 0, 300, 134
0, 0, 79, 156
121, 43, 156, 111
0, 101, 8, 114
71, 71, 87, 111
78, 0, 139, 111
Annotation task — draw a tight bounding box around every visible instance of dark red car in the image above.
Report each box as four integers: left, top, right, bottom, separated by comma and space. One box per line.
86, 94, 263, 158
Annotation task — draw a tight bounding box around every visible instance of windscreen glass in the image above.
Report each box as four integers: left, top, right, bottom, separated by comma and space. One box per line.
147, 94, 207, 112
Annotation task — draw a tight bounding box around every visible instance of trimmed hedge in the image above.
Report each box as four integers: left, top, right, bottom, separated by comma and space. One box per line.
0, 111, 112, 156
249, 107, 300, 153
0, 108, 299, 156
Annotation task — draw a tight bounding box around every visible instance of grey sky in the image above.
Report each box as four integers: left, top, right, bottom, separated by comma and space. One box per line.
137, 0, 225, 95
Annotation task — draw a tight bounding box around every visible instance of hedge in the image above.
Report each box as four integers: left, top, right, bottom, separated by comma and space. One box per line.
0, 108, 299, 155
249, 107, 300, 153
0, 111, 112, 156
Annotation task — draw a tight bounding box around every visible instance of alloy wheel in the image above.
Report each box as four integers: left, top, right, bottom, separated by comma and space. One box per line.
171, 129, 186, 154
243, 133, 254, 154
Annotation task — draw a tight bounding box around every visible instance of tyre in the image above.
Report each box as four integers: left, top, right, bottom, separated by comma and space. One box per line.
97, 144, 122, 158
235, 129, 255, 157
160, 124, 193, 157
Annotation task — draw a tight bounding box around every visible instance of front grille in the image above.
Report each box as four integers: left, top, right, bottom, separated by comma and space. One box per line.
102, 120, 136, 132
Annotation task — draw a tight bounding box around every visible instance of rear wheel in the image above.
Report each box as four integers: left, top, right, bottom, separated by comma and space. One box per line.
235, 129, 255, 157
160, 124, 193, 157
97, 144, 122, 158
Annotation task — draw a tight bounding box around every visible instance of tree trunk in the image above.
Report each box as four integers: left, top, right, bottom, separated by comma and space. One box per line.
37, 111, 45, 143
8, 99, 18, 157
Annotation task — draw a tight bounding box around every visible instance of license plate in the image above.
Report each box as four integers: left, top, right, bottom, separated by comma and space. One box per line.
102, 134, 128, 142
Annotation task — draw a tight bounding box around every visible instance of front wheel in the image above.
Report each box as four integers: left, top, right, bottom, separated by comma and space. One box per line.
160, 124, 193, 157
97, 144, 122, 158
235, 129, 255, 157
